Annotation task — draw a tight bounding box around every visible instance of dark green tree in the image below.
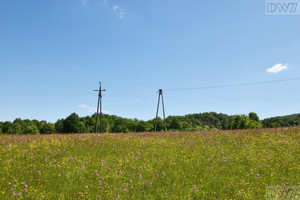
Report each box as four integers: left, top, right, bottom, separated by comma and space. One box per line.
63, 113, 81, 133
249, 112, 259, 122
111, 118, 129, 133
136, 121, 152, 132
40, 122, 55, 134
2, 122, 13, 134
167, 117, 182, 131
55, 119, 64, 133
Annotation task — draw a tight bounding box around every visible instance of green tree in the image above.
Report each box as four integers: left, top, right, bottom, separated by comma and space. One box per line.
111, 118, 129, 133
63, 113, 81, 133
246, 120, 262, 129
55, 119, 64, 133
148, 118, 164, 132
230, 115, 249, 129
24, 124, 39, 134
167, 117, 182, 131
13, 123, 22, 134
2, 122, 13, 134
78, 121, 86, 133
40, 122, 55, 134
249, 112, 259, 122
81, 116, 95, 133
136, 121, 152, 132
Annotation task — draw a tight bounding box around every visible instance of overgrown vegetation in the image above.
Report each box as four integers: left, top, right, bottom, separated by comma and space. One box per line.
0, 112, 299, 134
0, 127, 299, 199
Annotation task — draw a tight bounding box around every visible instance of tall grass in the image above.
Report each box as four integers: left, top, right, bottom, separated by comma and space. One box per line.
0, 127, 299, 199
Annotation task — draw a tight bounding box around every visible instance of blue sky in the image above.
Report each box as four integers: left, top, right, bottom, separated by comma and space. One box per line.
0, 0, 299, 122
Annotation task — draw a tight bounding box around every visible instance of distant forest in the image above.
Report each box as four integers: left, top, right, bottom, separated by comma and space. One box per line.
0, 112, 299, 134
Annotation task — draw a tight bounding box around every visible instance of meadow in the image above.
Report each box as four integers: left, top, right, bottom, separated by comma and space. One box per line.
0, 127, 299, 199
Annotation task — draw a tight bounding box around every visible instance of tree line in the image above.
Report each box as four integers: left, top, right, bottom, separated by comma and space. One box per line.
0, 112, 299, 134
261, 113, 300, 128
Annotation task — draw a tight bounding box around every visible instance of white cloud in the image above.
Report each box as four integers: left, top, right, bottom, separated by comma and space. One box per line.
82, 0, 88, 5
78, 104, 96, 113
266, 63, 288, 74
113, 5, 119, 11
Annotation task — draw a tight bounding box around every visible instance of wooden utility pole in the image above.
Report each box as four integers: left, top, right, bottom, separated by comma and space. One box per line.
94, 82, 106, 133
155, 89, 167, 132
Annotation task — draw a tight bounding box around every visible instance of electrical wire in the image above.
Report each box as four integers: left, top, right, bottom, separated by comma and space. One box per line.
162, 77, 300, 91
0, 32, 94, 83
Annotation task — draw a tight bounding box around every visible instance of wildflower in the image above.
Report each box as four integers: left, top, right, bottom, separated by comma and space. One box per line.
21, 182, 27, 188
123, 188, 128, 192
145, 180, 150, 184
85, 185, 88, 189
193, 185, 198, 192
13, 192, 21, 196
256, 173, 261, 178
136, 152, 141, 159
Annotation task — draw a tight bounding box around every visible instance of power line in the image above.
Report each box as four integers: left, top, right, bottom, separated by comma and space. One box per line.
163, 77, 300, 91
0, 32, 93, 83
0, 92, 95, 97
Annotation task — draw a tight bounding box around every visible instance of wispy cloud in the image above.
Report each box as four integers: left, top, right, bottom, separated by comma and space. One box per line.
113, 5, 119, 11
113, 4, 125, 18
78, 104, 96, 113
119, 11, 125, 18
82, 0, 88, 6
266, 63, 288, 74
103, 110, 111, 114
78, 104, 111, 114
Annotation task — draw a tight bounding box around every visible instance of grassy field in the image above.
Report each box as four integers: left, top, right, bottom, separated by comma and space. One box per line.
0, 127, 299, 199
